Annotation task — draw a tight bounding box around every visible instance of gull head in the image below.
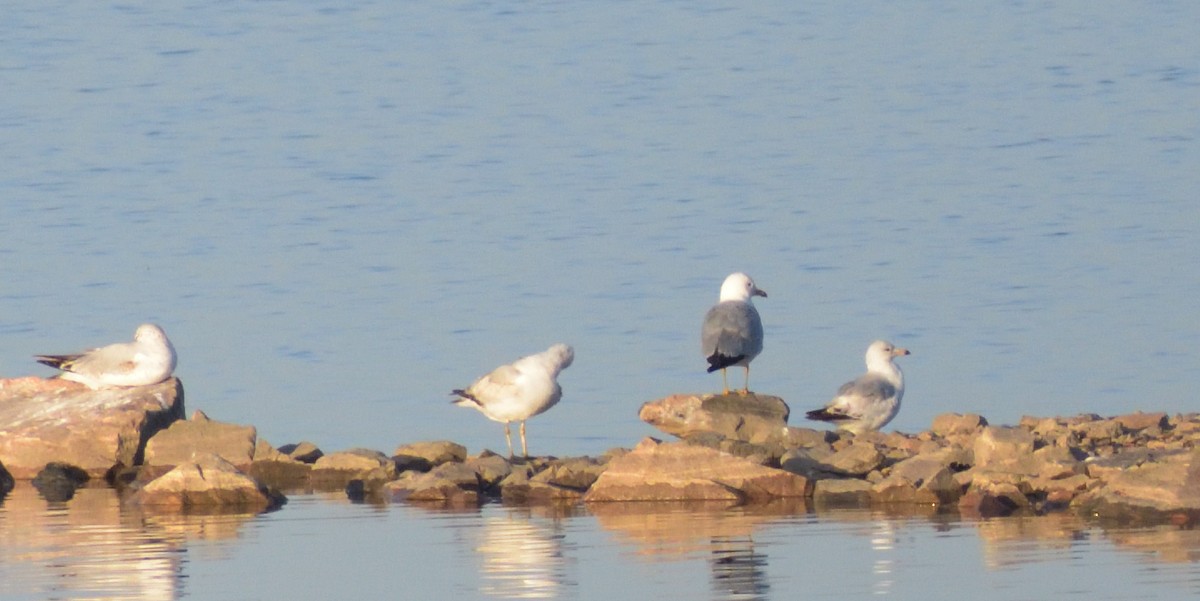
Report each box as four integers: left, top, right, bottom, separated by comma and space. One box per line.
865, 340, 910, 370
547, 343, 575, 370
719, 272, 767, 302
134, 323, 170, 344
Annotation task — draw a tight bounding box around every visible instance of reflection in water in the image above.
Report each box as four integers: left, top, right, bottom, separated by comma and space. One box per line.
589, 501, 809, 601
0, 483, 260, 600
472, 506, 575, 599
709, 535, 768, 601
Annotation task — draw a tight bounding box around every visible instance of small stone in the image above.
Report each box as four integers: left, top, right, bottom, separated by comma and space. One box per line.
392, 441, 468, 468
813, 478, 874, 507
32, 462, 90, 502
531, 457, 605, 491
930, 413, 988, 438
312, 448, 398, 489
973, 426, 1035, 470
1114, 412, 1168, 432
824, 442, 886, 477
465, 453, 513, 490
278, 441, 324, 464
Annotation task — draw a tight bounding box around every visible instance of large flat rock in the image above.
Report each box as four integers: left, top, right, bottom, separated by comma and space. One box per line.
639, 392, 790, 443
584, 437, 810, 502
0, 377, 184, 479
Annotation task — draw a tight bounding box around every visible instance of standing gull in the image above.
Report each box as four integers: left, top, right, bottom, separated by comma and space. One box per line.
451, 343, 574, 458
701, 272, 767, 395
805, 340, 910, 435
35, 323, 177, 389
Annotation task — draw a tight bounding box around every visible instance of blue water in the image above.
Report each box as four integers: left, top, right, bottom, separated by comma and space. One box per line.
2, 1, 1199, 599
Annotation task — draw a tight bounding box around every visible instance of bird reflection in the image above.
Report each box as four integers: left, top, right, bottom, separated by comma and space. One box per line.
475, 513, 570, 599
709, 535, 769, 601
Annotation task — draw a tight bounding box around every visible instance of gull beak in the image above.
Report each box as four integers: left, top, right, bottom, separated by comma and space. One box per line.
753, 288, 768, 298
894, 347, 911, 357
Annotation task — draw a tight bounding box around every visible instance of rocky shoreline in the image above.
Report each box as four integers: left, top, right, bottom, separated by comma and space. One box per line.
2, 377, 1199, 523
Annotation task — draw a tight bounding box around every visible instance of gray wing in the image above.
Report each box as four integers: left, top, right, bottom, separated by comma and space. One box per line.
456, 363, 523, 405
701, 301, 763, 369
836, 374, 897, 403
54, 342, 140, 377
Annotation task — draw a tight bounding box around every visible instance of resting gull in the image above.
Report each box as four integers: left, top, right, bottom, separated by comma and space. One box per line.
701, 272, 767, 395
805, 340, 910, 434
35, 323, 177, 389
451, 343, 574, 458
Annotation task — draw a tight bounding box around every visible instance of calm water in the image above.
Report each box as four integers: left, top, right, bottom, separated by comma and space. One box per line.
4, 485, 1200, 601
2, 1, 1199, 599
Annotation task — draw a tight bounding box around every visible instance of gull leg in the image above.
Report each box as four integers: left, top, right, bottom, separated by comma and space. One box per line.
504, 422, 514, 458
721, 368, 730, 395
741, 365, 751, 395
520, 421, 528, 458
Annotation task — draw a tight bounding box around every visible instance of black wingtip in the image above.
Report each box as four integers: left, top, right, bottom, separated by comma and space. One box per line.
705, 353, 745, 373
34, 355, 68, 369
450, 389, 481, 406
805, 408, 852, 423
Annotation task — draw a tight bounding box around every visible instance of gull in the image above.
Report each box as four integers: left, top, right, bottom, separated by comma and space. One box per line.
805, 340, 910, 435
701, 272, 767, 395
451, 343, 574, 458
35, 323, 177, 389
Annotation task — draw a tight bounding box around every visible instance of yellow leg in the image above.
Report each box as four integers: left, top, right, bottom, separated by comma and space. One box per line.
503, 422, 514, 458
520, 421, 528, 458
741, 365, 751, 395
721, 368, 730, 395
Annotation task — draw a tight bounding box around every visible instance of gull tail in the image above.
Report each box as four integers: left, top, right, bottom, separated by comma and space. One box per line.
705, 353, 745, 373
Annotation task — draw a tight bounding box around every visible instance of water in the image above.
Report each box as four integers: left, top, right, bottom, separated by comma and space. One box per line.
4, 485, 1200, 601
1, 1, 1199, 599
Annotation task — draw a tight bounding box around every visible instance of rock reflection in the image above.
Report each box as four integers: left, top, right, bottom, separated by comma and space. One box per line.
589, 500, 806, 601
0, 483, 260, 600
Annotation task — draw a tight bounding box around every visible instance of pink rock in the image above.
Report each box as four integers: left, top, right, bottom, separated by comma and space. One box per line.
143, 412, 257, 468
584, 438, 810, 502
638, 393, 790, 444
0, 377, 184, 479
126, 452, 282, 511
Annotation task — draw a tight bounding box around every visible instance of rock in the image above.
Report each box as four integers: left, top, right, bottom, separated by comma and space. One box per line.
780, 427, 835, 448
1114, 412, 1168, 432
1074, 450, 1200, 516
531, 457, 606, 491
247, 439, 311, 490
584, 438, 810, 502
823, 442, 886, 477
958, 489, 1023, 518
277, 441, 324, 464
930, 413, 988, 438
393, 441, 468, 472
143, 413, 257, 468
498, 467, 535, 503
386, 462, 481, 505
638, 393, 790, 444
311, 448, 398, 489
31, 462, 90, 502
0, 377, 185, 479
813, 478, 874, 507
872, 454, 962, 505
126, 452, 284, 512
464, 452, 513, 490
973, 426, 1036, 470
0, 461, 13, 497
779, 448, 834, 480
